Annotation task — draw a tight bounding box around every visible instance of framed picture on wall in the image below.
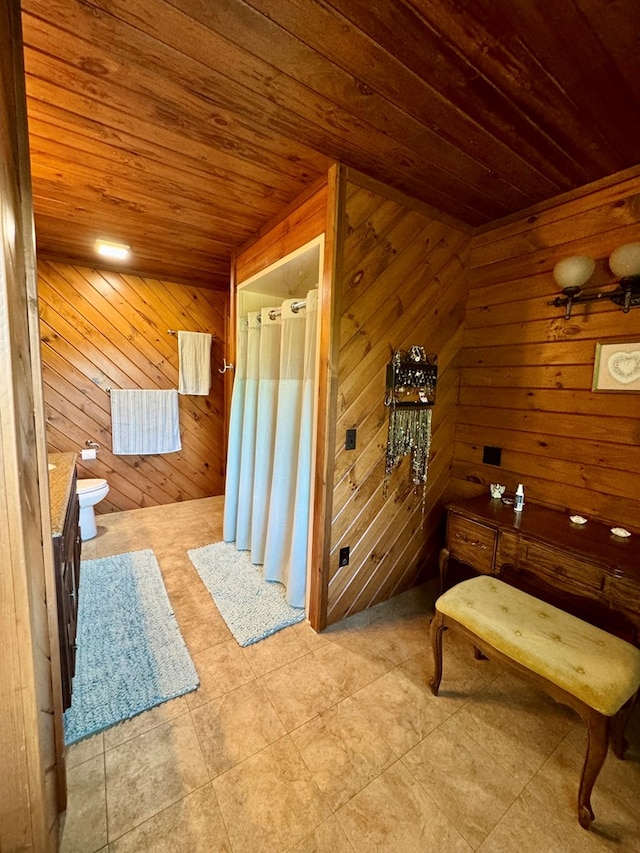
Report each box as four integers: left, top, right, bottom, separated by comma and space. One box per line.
592, 339, 640, 392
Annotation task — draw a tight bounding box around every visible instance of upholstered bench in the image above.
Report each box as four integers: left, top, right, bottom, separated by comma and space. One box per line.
429, 575, 640, 829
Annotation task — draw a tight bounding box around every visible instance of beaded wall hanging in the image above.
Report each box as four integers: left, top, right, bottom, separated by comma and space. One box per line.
383, 346, 437, 501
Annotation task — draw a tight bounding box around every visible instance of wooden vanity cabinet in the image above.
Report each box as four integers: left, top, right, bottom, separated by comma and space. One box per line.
441, 495, 640, 646
52, 468, 81, 711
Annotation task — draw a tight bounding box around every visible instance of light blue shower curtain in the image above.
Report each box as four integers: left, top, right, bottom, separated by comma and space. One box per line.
223, 291, 318, 608
262, 300, 308, 600
234, 312, 260, 550
251, 311, 282, 564
222, 317, 247, 543
282, 290, 318, 606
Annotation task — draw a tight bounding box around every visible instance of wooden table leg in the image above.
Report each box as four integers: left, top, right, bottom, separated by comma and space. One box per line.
577, 709, 609, 830
438, 547, 449, 594
429, 611, 445, 696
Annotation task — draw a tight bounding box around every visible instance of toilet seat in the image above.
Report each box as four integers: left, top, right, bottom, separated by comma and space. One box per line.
77, 478, 108, 495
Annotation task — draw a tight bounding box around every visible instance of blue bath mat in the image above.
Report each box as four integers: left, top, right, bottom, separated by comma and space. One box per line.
64, 549, 199, 745
188, 541, 304, 646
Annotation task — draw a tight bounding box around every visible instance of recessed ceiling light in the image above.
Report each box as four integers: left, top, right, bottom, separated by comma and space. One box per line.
94, 239, 131, 261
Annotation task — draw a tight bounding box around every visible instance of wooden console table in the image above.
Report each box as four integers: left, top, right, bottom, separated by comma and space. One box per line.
441, 495, 640, 647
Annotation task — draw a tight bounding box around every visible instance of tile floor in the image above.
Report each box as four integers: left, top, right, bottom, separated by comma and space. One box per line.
61, 497, 640, 852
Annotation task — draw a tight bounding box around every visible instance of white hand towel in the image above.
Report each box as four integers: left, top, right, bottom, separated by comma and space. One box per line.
178, 331, 212, 395
111, 389, 181, 455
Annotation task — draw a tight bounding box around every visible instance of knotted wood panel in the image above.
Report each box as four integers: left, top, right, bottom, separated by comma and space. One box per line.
39, 261, 228, 513
453, 168, 640, 531
326, 176, 471, 624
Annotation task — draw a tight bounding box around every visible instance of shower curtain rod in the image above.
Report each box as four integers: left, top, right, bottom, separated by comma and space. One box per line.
257, 299, 306, 323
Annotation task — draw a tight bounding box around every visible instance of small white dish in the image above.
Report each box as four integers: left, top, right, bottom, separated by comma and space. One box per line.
610, 527, 631, 538
569, 515, 587, 525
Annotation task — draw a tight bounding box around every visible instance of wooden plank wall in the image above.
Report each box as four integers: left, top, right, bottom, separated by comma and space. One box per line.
233, 178, 329, 285
452, 167, 640, 532
39, 261, 228, 512
326, 176, 471, 624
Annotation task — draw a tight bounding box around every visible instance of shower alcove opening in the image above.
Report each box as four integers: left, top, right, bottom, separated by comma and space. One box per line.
224, 235, 325, 619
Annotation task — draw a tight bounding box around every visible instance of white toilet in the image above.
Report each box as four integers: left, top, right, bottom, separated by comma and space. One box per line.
77, 478, 110, 541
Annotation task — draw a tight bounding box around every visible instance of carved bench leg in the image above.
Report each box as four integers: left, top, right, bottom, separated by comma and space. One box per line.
610, 691, 637, 760
577, 709, 609, 830
429, 611, 445, 696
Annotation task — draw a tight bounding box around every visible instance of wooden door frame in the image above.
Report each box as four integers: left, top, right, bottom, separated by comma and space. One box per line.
308, 164, 345, 631
0, 1, 64, 849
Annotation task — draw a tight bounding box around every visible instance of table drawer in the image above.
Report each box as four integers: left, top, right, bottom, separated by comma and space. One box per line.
496, 531, 519, 567
447, 515, 496, 574
519, 541, 604, 597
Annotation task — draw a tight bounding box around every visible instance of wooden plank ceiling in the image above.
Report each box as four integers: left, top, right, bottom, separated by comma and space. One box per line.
20, 0, 640, 288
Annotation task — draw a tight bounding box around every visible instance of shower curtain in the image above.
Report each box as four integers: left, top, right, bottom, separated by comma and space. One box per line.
223, 290, 318, 608
234, 312, 260, 550
222, 317, 247, 543
251, 309, 281, 563
278, 290, 318, 607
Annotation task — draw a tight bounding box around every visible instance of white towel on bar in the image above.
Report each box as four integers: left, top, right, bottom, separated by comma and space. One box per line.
111, 389, 181, 455
178, 331, 212, 395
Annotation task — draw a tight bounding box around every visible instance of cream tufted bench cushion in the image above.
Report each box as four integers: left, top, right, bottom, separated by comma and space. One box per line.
429, 575, 640, 830
435, 575, 640, 716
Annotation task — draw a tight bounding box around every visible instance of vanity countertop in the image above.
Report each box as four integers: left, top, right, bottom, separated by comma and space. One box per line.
48, 452, 77, 537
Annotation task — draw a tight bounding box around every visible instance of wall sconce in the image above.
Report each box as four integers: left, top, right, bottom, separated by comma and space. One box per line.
549, 242, 640, 319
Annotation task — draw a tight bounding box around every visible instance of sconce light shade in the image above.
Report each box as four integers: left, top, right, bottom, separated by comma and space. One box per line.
609, 242, 640, 279
552, 255, 595, 289
549, 243, 640, 318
